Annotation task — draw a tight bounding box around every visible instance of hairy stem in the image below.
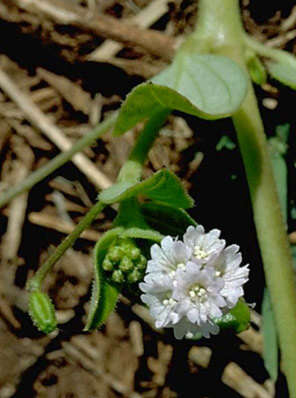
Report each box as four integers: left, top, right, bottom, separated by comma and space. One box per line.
195, 1, 296, 396
28, 201, 106, 291
0, 113, 117, 209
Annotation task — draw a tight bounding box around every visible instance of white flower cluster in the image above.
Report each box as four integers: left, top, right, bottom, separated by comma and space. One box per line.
140, 225, 249, 339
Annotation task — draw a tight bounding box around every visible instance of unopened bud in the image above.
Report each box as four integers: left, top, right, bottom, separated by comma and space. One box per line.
108, 247, 123, 262
136, 255, 147, 270
102, 257, 114, 271
119, 256, 134, 272
130, 247, 141, 260
127, 269, 143, 284
28, 291, 57, 334
112, 269, 125, 283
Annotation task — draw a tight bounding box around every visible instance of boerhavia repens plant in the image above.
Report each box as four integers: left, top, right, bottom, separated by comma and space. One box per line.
1, 0, 295, 396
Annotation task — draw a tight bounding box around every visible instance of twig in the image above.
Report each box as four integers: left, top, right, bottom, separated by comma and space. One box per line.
281, 5, 296, 31
1, 137, 34, 262
0, 67, 112, 190
28, 211, 101, 241
37, 68, 93, 115
0, 112, 117, 210
88, 0, 170, 61
62, 341, 133, 395
238, 327, 263, 355
94, 57, 165, 79
14, 0, 176, 61
129, 321, 144, 357
289, 231, 296, 244
266, 29, 296, 48
189, 347, 271, 398
222, 362, 272, 398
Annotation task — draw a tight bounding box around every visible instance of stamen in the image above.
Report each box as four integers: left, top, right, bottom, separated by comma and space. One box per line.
163, 297, 176, 306
194, 246, 208, 259
189, 285, 208, 303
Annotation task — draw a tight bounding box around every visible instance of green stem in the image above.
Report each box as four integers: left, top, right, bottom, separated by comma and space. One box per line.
118, 108, 170, 182
195, 1, 296, 396
28, 201, 106, 291
0, 113, 117, 209
245, 34, 296, 69
28, 109, 169, 292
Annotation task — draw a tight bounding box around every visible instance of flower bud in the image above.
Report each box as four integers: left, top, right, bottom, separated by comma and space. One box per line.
119, 256, 134, 272
112, 269, 125, 283
127, 269, 143, 284
136, 255, 147, 270
108, 247, 123, 262
103, 237, 147, 285
28, 291, 57, 334
130, 247, 141, 260
102, 257, 114, 271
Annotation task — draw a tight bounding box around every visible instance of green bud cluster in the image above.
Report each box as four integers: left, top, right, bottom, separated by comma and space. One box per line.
102, 238, 147, 284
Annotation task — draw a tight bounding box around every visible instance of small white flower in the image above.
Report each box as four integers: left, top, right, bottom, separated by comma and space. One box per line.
140, 225, 249, 339
147, 236, 190, 278
183, 225, 225, 263
140, 273, 180, 328
172, 262, 226, 324
207, 244, 249, 307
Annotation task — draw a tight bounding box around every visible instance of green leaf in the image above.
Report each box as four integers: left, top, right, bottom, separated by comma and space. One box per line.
141, 202, 197, 236
84, 227, 124, 331
214, 300, 250, 334
114, 54, 248, 135
98, 181, 136, 204
121, 227, 163, 242
267, 61, 296, 89
262, 289, 279, 380
114, 198, 150, 229
216, 135, 236, 151
276, 123, 290, 143
188, 300, 250, 340
100, 169, 194, 209
246, 53, 267, 85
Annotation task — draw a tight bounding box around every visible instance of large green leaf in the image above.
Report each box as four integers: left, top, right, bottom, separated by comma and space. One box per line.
114, 54, 248, 135
267, 61, 296, 89
141, 202, 197, 236
84, 228, 123, 331
99, 169, 194, 209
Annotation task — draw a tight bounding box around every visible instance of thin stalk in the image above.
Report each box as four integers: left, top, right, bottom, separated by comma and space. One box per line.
28, 201, 106, 291
118, 108, 170, 182
0, 113, 117, 209
194, 1, 296, 396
